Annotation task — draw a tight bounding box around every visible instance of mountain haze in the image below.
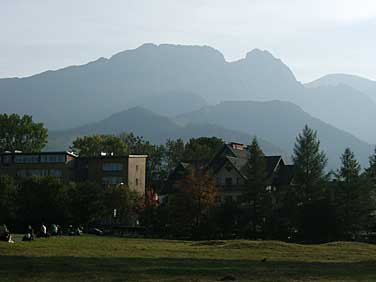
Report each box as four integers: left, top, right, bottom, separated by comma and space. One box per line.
1, 43, 376, 152
0, 43, 303, 128
47, 107, 283, 156
177, 100, 374, 169
307, 74, 376, 103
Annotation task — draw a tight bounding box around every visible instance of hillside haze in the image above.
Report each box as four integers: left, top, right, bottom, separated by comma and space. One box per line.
0, 43, 302, 129
47, 107, 283, 156
1, 43, 375, 166
307, 74, 376, 103
177, 100, 373, 169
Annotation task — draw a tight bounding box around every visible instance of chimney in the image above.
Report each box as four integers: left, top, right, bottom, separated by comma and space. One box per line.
229, 142, 244, 150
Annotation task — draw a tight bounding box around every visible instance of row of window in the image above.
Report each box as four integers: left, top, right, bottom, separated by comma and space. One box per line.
102, 163, 123, 171
101, 163, 139, 172
1, 154, 66, 164
102, 176, 124, 185
101, 177, 140, 186
216, 177, 241, 186
16, 169, 63, 177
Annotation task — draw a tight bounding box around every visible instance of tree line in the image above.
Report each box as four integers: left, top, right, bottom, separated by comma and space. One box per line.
143, 126, 376, 243
0, 176, 142, 232
1, 114, 376, 242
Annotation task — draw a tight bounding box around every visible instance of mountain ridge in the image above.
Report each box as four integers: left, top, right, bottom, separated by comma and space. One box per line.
177, 100, 373, 169
46, 106, 284, 158
1, 43, 376, 145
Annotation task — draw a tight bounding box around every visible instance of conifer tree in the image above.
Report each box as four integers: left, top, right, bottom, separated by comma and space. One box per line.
243, 137, 270, 238
365, 147, 376, 188
338, 148, 360, 183
292, 125, 327, 201
335, 148, 373, 239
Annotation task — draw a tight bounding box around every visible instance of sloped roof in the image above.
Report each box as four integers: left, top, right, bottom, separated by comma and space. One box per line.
274, 164, 295, 186
224, 155, 282, 179
225, 144, 250, 159
226, 156, 248, 178
265, 155, 283, 175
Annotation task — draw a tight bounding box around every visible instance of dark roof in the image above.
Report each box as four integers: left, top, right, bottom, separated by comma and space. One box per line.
226, 156, 248, 178
210, 143, 283, 180
274, 164, 295, 186
224, 155, 282, 180
225, 144, 250, 159
79, 154, 147, 160
0, 151, 78, 158
265, 156, 283, 175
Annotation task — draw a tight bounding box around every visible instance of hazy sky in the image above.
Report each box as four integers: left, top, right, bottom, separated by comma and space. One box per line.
1, 0, 375, 82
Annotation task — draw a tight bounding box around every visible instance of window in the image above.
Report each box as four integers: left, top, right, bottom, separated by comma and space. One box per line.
225, 177, 233, 186
49, 169, 62, 177
29, 169, 49, 177
40, 154, 65, 163
1, 155, 12, 165
136, 165, 139, 172
102, 176, 123, 185
14, 155, 39, 163
102, 163, 123, 171
16, 170, 27, 177
136, 178, 139, 186
16, 169, 60, 177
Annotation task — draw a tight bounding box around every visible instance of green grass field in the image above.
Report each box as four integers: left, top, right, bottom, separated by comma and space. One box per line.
1, 235, 376, 282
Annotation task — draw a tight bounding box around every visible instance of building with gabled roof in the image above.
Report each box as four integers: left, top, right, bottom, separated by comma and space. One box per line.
163, 142, 294, 204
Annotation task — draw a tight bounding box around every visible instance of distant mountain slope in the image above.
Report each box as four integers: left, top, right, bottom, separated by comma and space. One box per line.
297, 84, 376, 144
1, 43, 376, 144
306, 74, 376, 102
46, 107, 283, 156
177, 100, 374, 169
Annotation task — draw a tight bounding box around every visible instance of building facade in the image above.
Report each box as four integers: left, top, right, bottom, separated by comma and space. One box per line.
0, 152, 147, 195
165, 142, 294, 203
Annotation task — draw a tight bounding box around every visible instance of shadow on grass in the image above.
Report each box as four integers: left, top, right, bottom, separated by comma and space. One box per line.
0, 256, 376, 282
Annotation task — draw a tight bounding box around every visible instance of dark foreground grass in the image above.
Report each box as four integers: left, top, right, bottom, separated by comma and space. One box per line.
1, 236, 376, 282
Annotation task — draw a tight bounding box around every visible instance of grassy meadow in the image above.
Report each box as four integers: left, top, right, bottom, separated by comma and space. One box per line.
1, 235, 376, 282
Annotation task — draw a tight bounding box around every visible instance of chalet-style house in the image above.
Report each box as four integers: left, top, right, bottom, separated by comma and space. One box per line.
165, 142, 294, 203
0, 151, 147, 195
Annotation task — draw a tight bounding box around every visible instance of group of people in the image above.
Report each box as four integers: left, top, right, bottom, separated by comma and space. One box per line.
0, 223, 66, 243
22, 223, 63, 241
1, 223, 85, 243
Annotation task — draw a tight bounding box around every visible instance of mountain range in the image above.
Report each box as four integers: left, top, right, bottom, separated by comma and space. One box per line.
1, 43, 375, 169
307, 73, 376, 103
46, 107, 282, 156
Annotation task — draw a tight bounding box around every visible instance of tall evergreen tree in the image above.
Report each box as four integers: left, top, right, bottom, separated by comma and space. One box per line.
335, 148, 374, 239
292, 125, 327, 201
365, 147, 376, 188
338, 148, 360, 183
243, 137, 270, 238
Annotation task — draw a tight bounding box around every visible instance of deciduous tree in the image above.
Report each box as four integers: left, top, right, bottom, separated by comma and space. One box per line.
71, 135, 128, 156
172, 168, 217, 239
0, 114, 48, 152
